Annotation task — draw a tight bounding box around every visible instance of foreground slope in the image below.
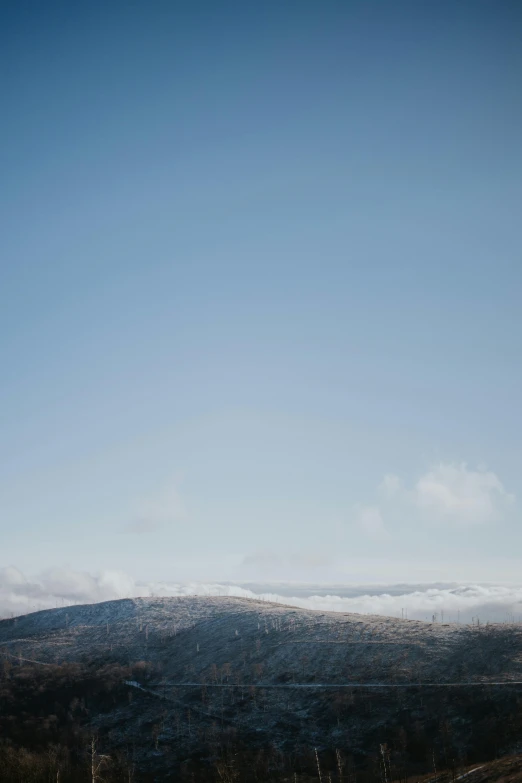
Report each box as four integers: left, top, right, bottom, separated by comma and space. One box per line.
1, 596, 522, 781
2, 595, 521, 683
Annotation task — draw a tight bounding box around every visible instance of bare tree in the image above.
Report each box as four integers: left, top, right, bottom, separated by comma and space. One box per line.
336, 749, 344, 781
89, 736, 110, 783
315, 747, 323, 783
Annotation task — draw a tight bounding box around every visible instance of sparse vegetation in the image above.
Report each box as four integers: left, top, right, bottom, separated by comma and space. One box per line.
1, 597, 522, 780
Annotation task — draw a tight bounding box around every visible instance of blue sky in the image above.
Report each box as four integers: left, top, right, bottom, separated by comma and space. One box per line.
1, 0, 521, 584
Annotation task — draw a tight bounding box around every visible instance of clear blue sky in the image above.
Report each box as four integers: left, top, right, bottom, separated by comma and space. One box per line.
1, 0, 521, 584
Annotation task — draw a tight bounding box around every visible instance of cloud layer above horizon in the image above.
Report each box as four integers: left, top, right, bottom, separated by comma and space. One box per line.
1, 565, 522, 626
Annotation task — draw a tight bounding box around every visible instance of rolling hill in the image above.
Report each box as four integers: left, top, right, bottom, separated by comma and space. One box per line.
1, 596, 522, 781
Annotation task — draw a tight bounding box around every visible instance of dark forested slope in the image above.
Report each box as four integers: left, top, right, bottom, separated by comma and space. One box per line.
1, 596, 522, 781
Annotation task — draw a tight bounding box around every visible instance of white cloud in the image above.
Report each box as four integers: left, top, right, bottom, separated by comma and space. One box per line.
241, 550, 283, 569
0, 566, 27, 587
413, 463, 513, 525
140, 483, 185, 523
354, 505, 388, 539
123, 480, 186, 534
0, 567, 137, 616
362, 462, 514, 532
285, 583, 522, 623
241, 550, 333, 571
378, 473, 403, 498
123, 519, 163, 535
